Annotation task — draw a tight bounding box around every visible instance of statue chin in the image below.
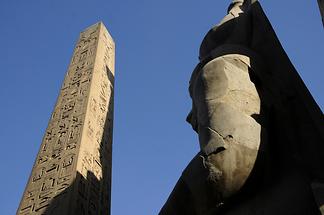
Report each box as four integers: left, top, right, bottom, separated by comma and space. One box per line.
202, 140, 259, 199
197, 117, 260, 200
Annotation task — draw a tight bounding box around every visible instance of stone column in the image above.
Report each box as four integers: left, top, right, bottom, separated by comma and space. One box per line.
17, 22, 115, 215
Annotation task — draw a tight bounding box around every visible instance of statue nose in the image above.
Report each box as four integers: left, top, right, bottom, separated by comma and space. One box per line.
186, 111, 193, 124
186, 110, 198, 132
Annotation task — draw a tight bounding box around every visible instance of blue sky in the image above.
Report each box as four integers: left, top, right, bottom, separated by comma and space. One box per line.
0, 1, 323, 214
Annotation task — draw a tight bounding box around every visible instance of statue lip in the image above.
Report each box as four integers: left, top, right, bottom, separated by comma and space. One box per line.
198, 125, 227, 156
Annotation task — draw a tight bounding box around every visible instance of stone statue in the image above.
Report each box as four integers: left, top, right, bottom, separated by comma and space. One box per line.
318, 0, 324, 26
160, 1, 324, 214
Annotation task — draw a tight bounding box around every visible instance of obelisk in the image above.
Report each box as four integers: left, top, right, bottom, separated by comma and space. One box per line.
17, 22, 115, 215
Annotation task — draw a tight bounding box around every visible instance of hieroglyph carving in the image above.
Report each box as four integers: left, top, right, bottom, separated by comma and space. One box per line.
17, 22, 115, 215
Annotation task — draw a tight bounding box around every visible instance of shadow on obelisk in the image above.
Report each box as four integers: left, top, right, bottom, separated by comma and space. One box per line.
43, 70, 114, 215
160, 2, 324, 215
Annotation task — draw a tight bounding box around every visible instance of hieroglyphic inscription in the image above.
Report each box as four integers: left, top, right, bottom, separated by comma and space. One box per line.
75, 23, 115, 215
17, 22, 114, 215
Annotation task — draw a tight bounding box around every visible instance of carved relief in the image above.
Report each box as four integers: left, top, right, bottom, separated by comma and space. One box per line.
103, 41, 114, 67
87, 122, 94, 139
20, 190, 36, 214
34, 191, 53, 212
59, 154, 75, 179
18, 23, 114, 215
32, 168, 45, 182
37, 154, 49, 165
90, 98, 97, 116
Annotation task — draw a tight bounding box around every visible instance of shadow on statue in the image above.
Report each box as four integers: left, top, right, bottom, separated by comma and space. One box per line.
160, 1, 324, 214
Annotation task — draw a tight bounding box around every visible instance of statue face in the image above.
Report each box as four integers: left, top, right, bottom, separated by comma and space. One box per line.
187, 55, 262, 198
187, 58, 230, 156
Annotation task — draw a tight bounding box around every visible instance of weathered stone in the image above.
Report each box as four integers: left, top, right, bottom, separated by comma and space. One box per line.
208, 102, 261, 151
199, 55, 260, 118
194, 58, 229, 102
204, 142, 259, 199
160, 1, 324, 214
17, 22, 115, 215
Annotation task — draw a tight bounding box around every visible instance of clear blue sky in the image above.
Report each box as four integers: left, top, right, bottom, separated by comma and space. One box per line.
0, 1, 323, 214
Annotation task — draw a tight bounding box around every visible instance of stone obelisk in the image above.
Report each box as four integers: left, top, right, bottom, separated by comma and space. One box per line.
17, 22, 115, 215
